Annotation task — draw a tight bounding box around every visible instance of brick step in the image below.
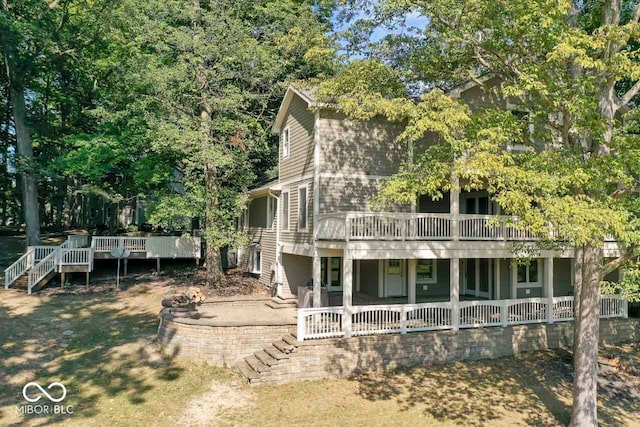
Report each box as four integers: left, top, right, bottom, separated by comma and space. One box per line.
266, 297, 297, 309
254, 350, 277, 367
244, 355, 270, 373
264, 344, 289, 360
236, 360, 260, 381
237, 334, 300, 384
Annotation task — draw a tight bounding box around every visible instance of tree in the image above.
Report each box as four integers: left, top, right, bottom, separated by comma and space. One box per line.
318, 1, 640, 425
104, 0, 334, 285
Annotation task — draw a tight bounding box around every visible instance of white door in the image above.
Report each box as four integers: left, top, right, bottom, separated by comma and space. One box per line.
385, 259, 405, 297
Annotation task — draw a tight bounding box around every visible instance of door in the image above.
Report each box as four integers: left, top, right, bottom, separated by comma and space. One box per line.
385, 259, 405, 297
463, 193, 491, 214
321, 257, 343, 292
463, 258, 491, 298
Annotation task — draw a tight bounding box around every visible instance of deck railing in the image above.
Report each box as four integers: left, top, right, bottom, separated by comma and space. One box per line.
59, 248, 93, 266
4, 248, 35, 289
316, 212, 537, 241
28, 250, 57, 295
297, 295, 627, 340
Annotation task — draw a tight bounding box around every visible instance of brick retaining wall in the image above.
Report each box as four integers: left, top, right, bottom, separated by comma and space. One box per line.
158, 314, 295, 366
253, 318, 640, 384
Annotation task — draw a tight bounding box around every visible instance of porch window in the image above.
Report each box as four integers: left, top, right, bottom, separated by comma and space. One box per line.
517, 260, 540, 284
248, 245, 261, 274
282, 190, 289, 231
416, 259, 437, 284
298, 185, 308, 231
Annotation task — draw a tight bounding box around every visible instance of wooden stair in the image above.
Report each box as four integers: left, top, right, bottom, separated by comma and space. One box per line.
236, 333, 300, 384
7, 270, 57, 292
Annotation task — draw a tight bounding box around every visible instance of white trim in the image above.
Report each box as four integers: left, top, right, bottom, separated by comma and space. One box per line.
297, 184, 309, 232
282, 125, 291, 159
281, 190, 290, 232
319, 172, 390, 180
378, 260, 384, 298
272, 86, 315, 134
266, 195, 277, 231
313, 110, 321, 247
248, 244, 262, 274
277, 173, 314, 188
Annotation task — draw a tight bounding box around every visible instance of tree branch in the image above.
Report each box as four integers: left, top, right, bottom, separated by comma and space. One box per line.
603, 244, 637, 276
619, 79, 640, 107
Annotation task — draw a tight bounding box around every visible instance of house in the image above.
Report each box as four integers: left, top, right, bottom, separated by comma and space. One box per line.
239, 80, 628, 341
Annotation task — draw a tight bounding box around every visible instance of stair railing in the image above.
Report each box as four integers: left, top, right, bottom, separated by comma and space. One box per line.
28, 249, 58, 295
4, 248, 35, 289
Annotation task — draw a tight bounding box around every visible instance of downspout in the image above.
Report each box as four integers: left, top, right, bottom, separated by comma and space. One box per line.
269, 189, 283, 296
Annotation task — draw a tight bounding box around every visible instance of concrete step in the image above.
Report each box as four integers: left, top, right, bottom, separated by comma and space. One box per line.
264, 344, 289, 360
244, 355, 270, 373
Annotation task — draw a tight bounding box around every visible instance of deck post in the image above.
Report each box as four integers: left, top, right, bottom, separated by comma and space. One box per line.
408, 259, 416, 304
61, 272, 65, 288
124, 259, 128, 277
86, 272, 90, 287
450, 257, 460, 330
157, 258, 161, 273
545, 257, 554, 324
312, 250, 321, 307
343, 252, 353, 338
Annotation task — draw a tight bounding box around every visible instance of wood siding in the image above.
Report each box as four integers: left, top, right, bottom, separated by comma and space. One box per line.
244, 227, 277, 289
279, 95, 314, 181
280, 178, 314, 245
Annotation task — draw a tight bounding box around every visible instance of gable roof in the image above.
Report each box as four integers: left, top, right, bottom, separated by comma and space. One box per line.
272, 86, 317, 134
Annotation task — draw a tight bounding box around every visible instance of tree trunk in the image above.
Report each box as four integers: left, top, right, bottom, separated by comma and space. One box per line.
9, 86, 40, 246
570, 245, 603, 427
192, 0, 225, 287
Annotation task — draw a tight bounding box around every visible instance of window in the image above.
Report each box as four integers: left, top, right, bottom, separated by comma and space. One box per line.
248, 245, 261, 274
416, 259, 437, 284
517, 260, 540, 285
282, 126, 290, 159
298, 185, 308, 231
266, 196, 277, 230
282, 190, 289, 231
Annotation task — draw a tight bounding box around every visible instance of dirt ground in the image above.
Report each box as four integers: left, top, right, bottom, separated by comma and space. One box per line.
0, 267, 639, 426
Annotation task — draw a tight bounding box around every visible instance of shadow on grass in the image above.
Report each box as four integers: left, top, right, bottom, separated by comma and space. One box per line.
0, 290, 184, 425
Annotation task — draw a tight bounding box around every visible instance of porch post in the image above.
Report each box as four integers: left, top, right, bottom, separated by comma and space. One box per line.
450, 180, 460, 241
450, 257, 460, 330
495, 258, 501, 300
545, 257, 554, 324
343, 252, 353, 338
408, 259, 416, 304
511, 260, 518, 299
312, 250, 321, 307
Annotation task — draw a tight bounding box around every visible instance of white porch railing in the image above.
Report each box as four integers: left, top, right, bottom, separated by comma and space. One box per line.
297, 295, 628, 340
59, 248, 93, 266
315, 212, 537, 241
91, 236, 201, 258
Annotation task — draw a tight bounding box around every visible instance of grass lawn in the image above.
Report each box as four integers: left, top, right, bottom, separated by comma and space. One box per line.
1, 277, 639, 426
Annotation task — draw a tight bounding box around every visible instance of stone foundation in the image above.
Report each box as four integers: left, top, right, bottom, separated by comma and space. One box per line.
251, 318, 640, 384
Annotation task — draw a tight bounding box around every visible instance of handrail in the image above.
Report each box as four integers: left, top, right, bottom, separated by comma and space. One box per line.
28, 249, 57, 295
4, 248, 35, 289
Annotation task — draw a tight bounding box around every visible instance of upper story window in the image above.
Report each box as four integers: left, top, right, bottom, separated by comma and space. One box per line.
282, 126, 290, 159
298, 185, 308, 231
416, 259, 437, 284
282, 190, 290, 231
517, 260, 540, 286
267, 196, 277, 230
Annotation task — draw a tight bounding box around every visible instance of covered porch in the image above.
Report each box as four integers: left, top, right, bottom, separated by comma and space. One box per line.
298, 251, 628, 340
